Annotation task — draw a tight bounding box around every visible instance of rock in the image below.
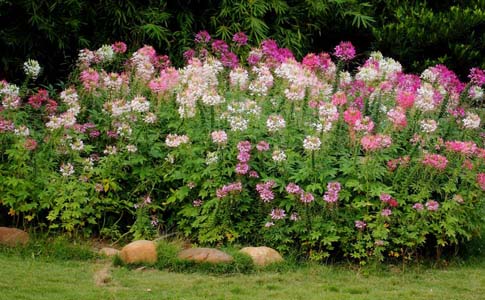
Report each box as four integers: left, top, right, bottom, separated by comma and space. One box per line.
119, 240, 157, 264
177, 247, 233, 264
240, 246, 283, 266
0, 227, 29, 247
99, 247, 120, 257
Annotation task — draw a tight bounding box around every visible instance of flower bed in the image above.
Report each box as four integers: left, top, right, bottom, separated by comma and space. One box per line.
0, 32, 484, 262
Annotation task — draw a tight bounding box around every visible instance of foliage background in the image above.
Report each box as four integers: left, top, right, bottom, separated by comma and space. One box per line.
2, 0, 484, 83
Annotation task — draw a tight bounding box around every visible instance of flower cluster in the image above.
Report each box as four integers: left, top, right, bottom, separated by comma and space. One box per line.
323, 182, 341, 203
216, 182, 243, 199
256, 181, 275, 202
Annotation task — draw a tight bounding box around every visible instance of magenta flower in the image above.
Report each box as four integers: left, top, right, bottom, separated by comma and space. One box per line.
211, 39, 229, 53
232, 32, 248, 46
469, 67, 485, 86
334, 41, 356, 61
195, 30, 211, 44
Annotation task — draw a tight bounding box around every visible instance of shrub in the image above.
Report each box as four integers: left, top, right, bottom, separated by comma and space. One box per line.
0, 33, 484, 263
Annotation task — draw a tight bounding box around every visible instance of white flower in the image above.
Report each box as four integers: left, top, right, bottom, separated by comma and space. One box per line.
303, 136, 321, 151
14, 125, 30, 136
469, 85, 484, 101
205, 152, 219, 165
266, 115, 286, 132
60, 163, 75, 177
69, 139, 84, 151
131, 95, 150, 113
272, 150, 287, 162
462, 112, 481, 129
144, 112, 157, 124
420, 119, 438, 133
95, 44, 115, 62
126, 144, 138, 153
23, 59, 41, 80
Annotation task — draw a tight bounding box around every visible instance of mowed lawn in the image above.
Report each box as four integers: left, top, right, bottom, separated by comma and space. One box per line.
1, 253, 485, 300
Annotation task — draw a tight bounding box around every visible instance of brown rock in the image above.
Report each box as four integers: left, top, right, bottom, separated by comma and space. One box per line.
99, 247, 120, 257
120, 240, 157, 264
0, 227, 29, 247
177, 247, 233, 264
240, 246, 283, 266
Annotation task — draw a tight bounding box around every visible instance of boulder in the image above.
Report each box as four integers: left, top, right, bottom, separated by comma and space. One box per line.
119, 240, 157, 264
240, 246, 283, 266
99, 247, 120, 257
0, 227, 29, 247
177, 247, 233, 264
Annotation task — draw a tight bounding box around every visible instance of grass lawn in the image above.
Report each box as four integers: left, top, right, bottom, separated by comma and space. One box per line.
1, 252, 485, 300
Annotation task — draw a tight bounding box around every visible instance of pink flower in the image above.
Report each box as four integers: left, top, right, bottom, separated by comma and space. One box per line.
256, 141, 270, 152
290, 212, 300, 221
331, 91, 347, 106
211, 130, 228, 145
425, 200, 439, 211
477, 173, 485, 190
323, 182, 341, 203
265, 222, 275, 228
28, 89, 49, 109
237, 140, 252, 153
270, 208, 286, 220
302, 53, 320, 71
343, 107, 362, 126
396, 90, 416, 109
413, 203, 424, 211
112, 41, 127, 54
79, 68, 99, 91
235, 162, 249, 175
286, 183, 302, 195
334, 41, 356, 61
355, 220, 367, 230
249, 170, 259, 178
381, 208, 392, 217
195, 30, 211, 44
232, 32, 248, 46
216, 182, 243, 198
387, 107, 407, 129
422, 153, 448, 171
237, 151, 251, 162
300, 191, 315, 204
445, 141, 477, 156
380, 193, 392, 203
469, 67, 485, 86
24, 138, 37, 151
193, 199, 203, 207
256, 181, 275, 202
361, 134, 392, 151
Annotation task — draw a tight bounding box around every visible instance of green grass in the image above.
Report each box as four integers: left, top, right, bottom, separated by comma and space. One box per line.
1, 251, 485, 300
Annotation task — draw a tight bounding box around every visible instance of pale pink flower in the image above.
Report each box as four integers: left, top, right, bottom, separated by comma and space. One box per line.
270, 208, 286, 220
425, 200, 439, 211
211, 130, 228, 145
355, 220, 367, 230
